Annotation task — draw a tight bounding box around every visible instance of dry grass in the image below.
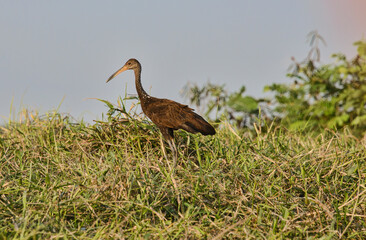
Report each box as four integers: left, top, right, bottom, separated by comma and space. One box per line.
1, 108, 366, 239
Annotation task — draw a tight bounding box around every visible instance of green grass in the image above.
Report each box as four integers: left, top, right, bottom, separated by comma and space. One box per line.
1, 108, 366, 239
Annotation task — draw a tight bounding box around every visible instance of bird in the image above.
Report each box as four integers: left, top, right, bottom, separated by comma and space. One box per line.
106, 58, 215, 166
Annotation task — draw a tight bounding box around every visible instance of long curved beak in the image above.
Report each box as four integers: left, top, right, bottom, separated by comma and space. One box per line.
106, 65, 128, 83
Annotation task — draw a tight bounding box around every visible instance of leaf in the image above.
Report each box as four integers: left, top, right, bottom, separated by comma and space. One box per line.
239, 86, 246, 94
228, 96, 258, 113
96, 98, 114, 109
337, 66, 348, 74
289, 120, 310, 130
347, 164, 358, 176
263, 85, 271, 92
351, 115, 366, 126
327, 114, 350, 128
354, 40, 366, 57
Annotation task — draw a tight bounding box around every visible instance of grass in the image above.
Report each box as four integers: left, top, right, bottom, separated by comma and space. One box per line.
1, 105, 366, 239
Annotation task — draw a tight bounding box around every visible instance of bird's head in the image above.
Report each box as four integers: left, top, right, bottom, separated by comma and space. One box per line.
106, 58, 141, 83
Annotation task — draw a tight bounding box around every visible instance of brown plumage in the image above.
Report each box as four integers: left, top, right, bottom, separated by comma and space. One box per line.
106, 58, 215, 165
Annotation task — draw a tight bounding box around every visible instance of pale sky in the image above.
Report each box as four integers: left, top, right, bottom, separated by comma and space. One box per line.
1, 1, 365, 122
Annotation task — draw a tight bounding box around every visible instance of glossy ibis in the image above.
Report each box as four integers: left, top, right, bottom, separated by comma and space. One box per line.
106, 58, 215, 166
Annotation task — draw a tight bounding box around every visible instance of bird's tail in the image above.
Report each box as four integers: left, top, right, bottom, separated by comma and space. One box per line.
182, 113, 216, 135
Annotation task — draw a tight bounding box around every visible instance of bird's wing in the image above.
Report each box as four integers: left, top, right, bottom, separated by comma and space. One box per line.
145, 99, 215, 135
145, 99, 191, 127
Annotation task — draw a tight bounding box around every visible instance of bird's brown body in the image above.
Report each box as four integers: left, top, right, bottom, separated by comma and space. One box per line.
142, 98, 215, 140
107, 58, 215, 164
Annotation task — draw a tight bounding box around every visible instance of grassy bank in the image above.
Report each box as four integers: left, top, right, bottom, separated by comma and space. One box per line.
1, 110, 366, 239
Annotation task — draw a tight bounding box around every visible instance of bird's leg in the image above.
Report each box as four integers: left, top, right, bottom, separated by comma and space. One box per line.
167, 139, 178, 167
159, 127, 178, 168
166, 139, 181, 207
159, 136, 168, 160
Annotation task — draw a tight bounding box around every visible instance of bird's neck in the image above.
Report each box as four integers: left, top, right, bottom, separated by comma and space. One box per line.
134, 67, 150, 100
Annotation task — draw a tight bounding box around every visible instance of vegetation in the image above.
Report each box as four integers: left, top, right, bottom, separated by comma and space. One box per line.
1, 104, 366, 239
266, 34, 366, 136
182, 83, 270, 129
184, 33, 366, 137
1, 34, 366, 239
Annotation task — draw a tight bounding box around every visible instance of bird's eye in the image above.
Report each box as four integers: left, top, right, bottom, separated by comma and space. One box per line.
128, 62, 131, 65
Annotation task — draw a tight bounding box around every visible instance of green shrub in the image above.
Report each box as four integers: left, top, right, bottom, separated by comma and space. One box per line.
266, 34, 366, 136
182, 83, 270, 128
184, 32, 366, 137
